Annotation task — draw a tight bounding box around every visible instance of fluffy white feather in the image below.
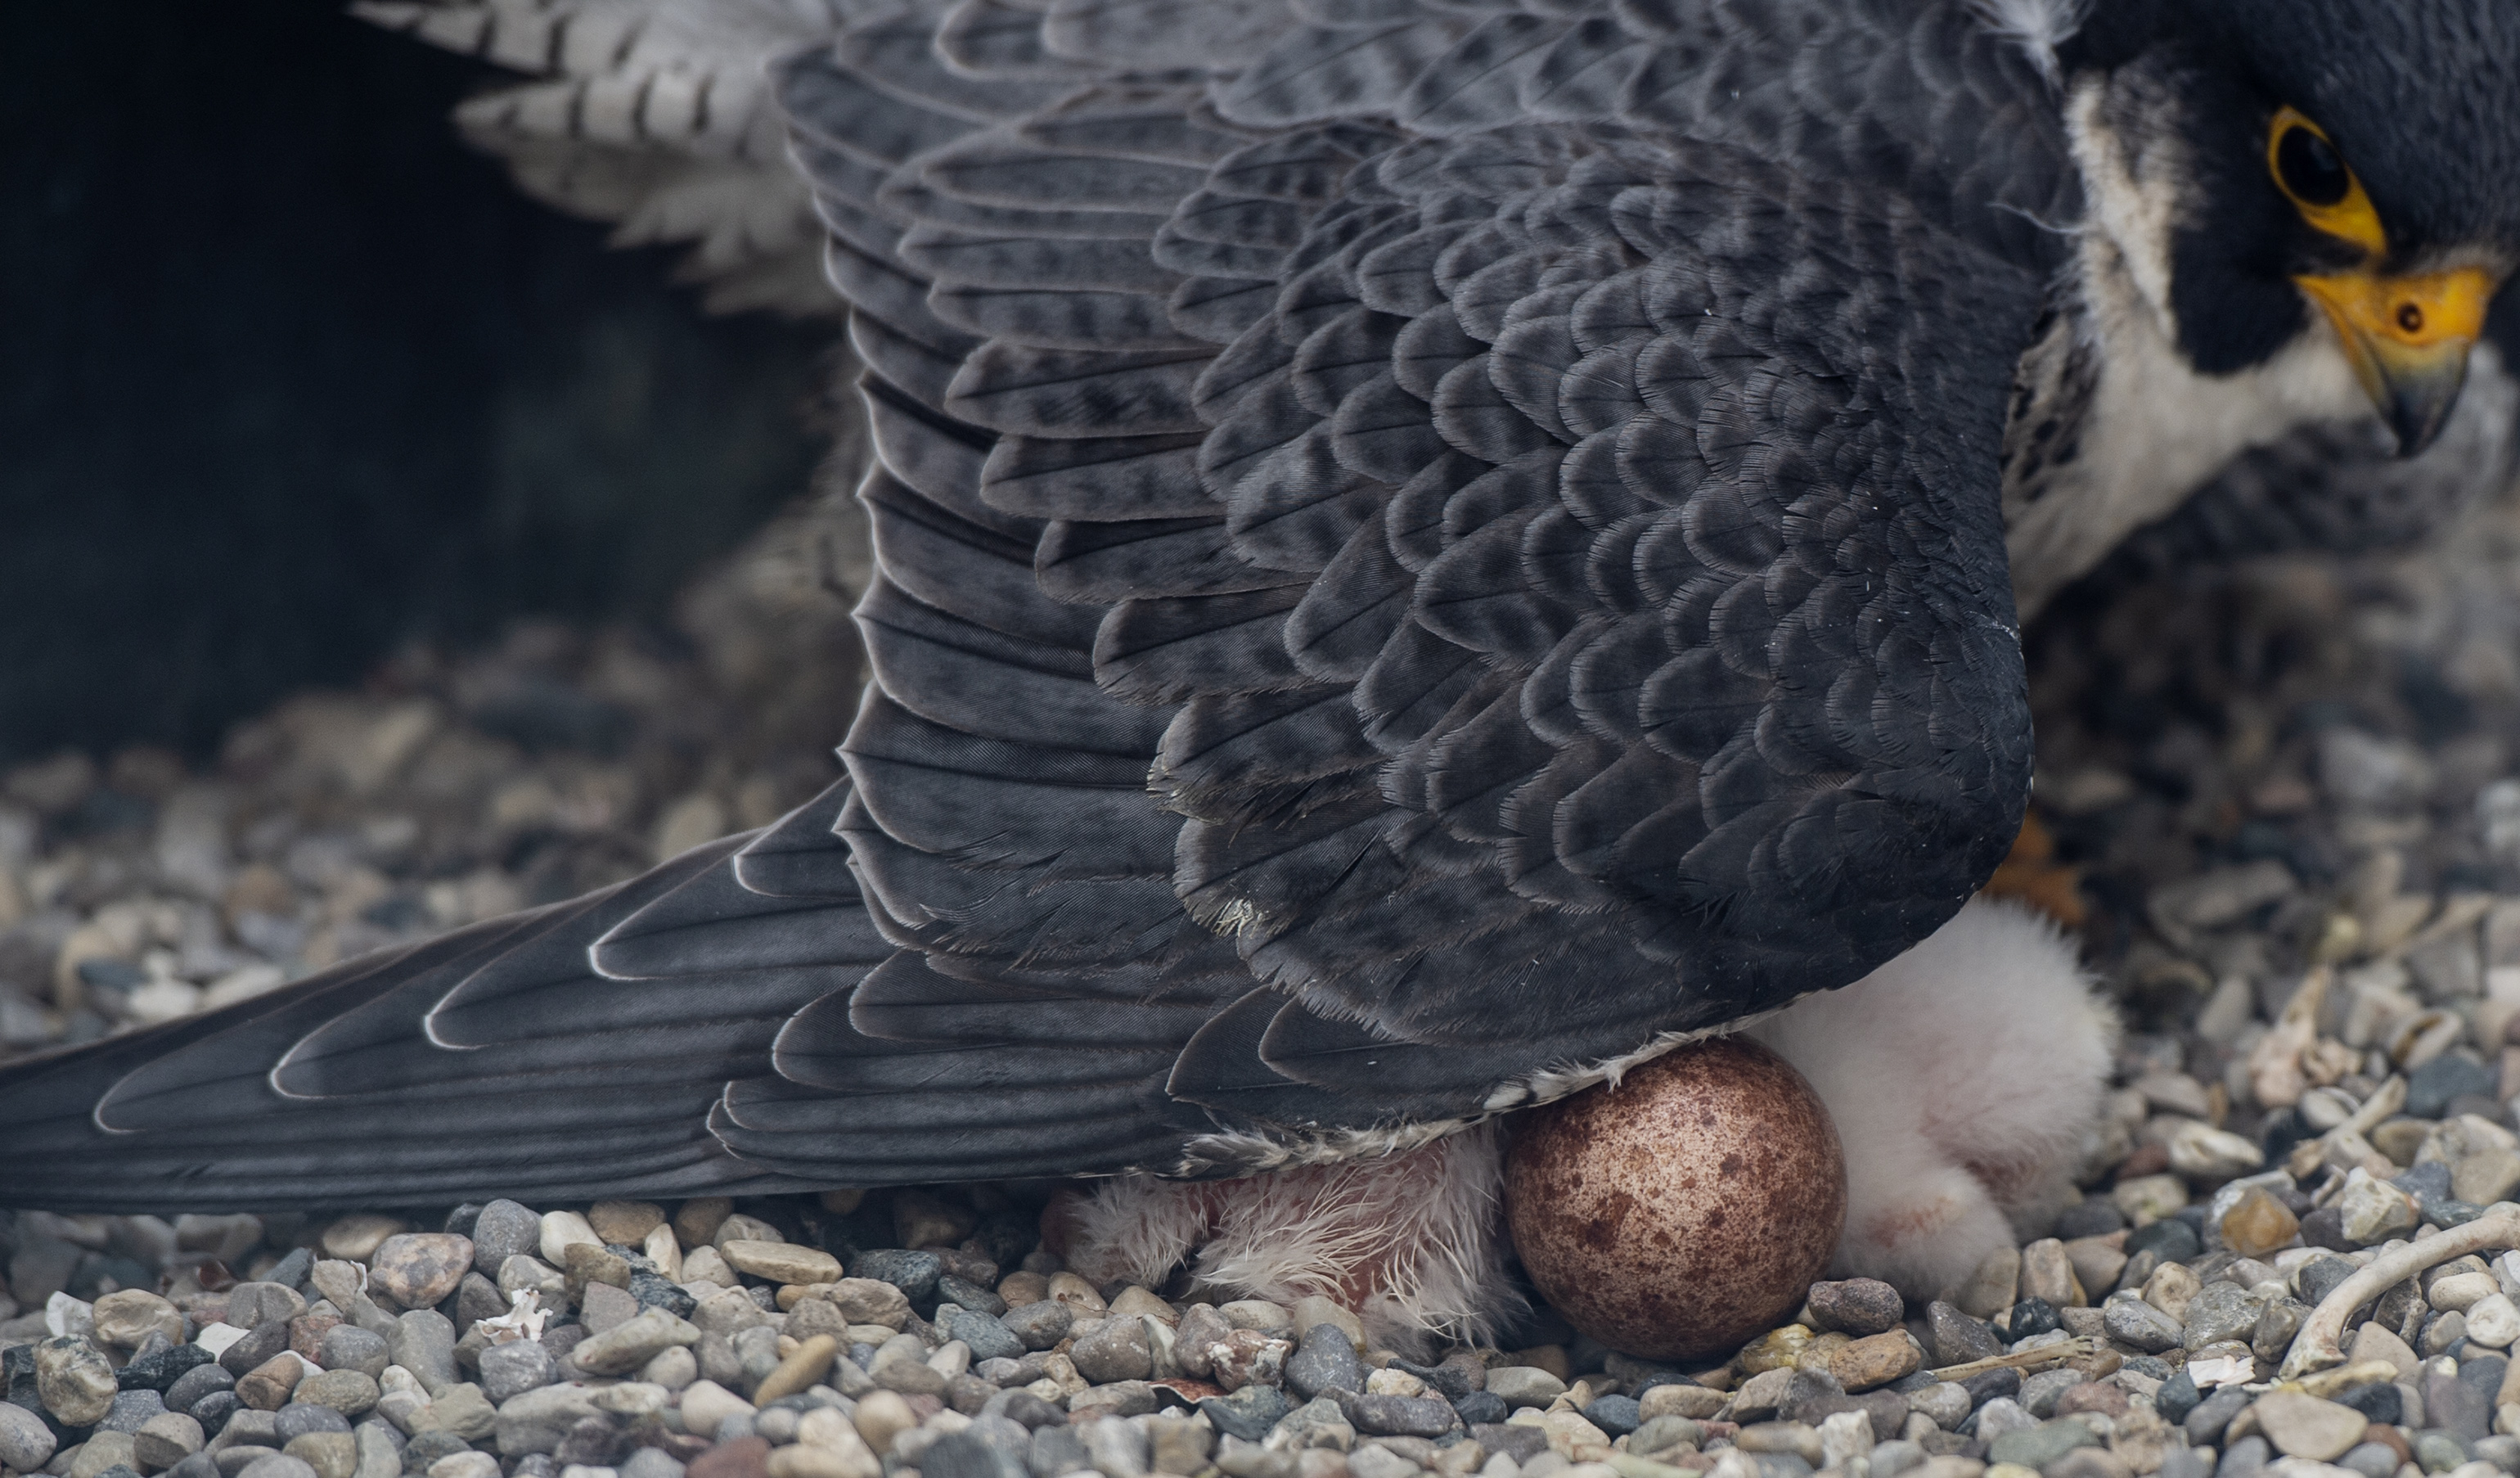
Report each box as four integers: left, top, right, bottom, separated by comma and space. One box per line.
1060, 1123, 1523, 1353
1066, 897, 2114, 1340
1749, 896, 2118, 1300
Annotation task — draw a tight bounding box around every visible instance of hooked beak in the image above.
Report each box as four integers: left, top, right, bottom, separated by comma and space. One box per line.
2295, 265, 2497, 457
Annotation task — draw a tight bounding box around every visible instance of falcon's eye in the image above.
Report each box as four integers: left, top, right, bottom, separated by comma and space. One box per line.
2275, 124, 2349, 207
2266, 106, 2387, 257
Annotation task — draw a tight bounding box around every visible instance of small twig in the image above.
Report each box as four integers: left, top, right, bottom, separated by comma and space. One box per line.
1930, 1337, 2101, 1383
2280, 1205, 2520, 1378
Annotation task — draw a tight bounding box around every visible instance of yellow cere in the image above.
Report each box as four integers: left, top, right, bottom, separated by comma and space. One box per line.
2293, 265, 2497, 355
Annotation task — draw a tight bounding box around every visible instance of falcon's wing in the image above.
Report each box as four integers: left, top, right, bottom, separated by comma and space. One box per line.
0, 0, 2072, 1209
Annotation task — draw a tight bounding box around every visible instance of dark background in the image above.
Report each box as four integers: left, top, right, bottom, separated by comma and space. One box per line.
0, 1, 835, 766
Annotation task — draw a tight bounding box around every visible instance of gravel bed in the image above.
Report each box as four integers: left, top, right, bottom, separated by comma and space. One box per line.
17, 491, 2520, 1478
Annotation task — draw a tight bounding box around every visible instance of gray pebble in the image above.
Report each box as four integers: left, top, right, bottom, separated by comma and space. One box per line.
236, 1456, 319, 1478
2338, 1443, 2400, 1478
1285, 1324, 1362, 1400
999, 1302, 1073, 1353
275, 1404, 351, 1443
850, 1250, 942, 1305
1070, 1319, 1153, 1385
221, 1321, 296, 1378
2103, 1298, 2185, 1354
937, 1275, 1006, 1318
0, 1399, 59, 1471
2425, 1366, 2493, 1440
264, 1250, 314, 1293
476, 1341, 556, 1404
389, 1312, 458, 1397
101, 1389, 169, 1433
946, 1310, 1024, 1364
2181, 1284, 2265, 1351
469, 1203, 541, 1276
192, 1390, 244, 1435
1200, 1386, 1290, 1441
227, 1285, 308, 1330
1987, 1418, 2099, 1471
2017, 1371, 2082, 1420
921, 1429, 1018, 1478
1336, 1391, 1456, 1439
1973, 1398, 2035, 1442
2185, 1386, 2254, 1446
619, 1450, 683, 1478
1031, 1422, 1091, 1476
317, 1327, 389, 1382
1925, 1303, 2002, 1367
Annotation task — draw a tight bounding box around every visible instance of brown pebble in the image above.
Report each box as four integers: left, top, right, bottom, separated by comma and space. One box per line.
289, 1311, 344, 1363
1825, 1332, 1920, 1392
562, 1241, 634, 1295
371, 1234, 475, 1309
688, 1435, 772, 1478
1806, 1280, 1904, 1337
1505, 1038, 1845, 1361
2219, 1187, 2299, 1260
677, 1198, 735, 1249
2115, 1142, 2171, 1180
236, 1352, 305, 1410
751, 1335, 839, 1405
587, 1201, 666, 1246
2055, 1382, 2129, 1418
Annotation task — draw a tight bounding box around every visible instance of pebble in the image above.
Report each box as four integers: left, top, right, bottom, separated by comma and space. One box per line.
319, 1216, 407, 1263
848, 1252, 940, 1306
2339, 1170, 2420, 1244
2102, 1299, 2184, 1354
2217, 1187, 2297, 1259
1986, 1419, 2097, 1470
470, 1201, 542, 1273
587, 1201, 666, 1246
751, 1336, 840, 1405
1807, 1281, 1904, 1336
539, 1211, 601, 1268
370, 1237, 475, 1309
2181, 1284, 2266, 1350
571, 1309, 701, 1376
39, 1335, 121, 1425
93, 1290, 187, 1349
718, 1243, 840, 1287
0, 1399, 61, 1471
293, 1371, 380, 1417
1925, 1304, 2002, 1367
1069, 1319, 1154, 1385
1284, 1324, 1363, 1401
1825, 1332, 1919, 1392
2167, 1122, 2265, 1179
2252, 1393, 2369, 1460
134, 1412, 207, 1468
2469, 1294, 2520, 1347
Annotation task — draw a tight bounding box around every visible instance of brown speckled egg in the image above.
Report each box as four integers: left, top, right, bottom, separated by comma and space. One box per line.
1505, 1035, 1846, 1360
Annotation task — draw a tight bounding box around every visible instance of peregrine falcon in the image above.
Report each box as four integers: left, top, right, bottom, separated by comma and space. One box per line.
3, 0, 2515, 1256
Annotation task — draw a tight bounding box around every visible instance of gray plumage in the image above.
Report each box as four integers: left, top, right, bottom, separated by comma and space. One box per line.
4, 0, 2517, 1208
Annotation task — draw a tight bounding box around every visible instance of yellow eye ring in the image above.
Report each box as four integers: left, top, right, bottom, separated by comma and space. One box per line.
2267, 106, 2387, 258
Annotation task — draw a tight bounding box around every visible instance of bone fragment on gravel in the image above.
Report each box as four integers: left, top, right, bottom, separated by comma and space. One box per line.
2281, 1203, 2520, 1378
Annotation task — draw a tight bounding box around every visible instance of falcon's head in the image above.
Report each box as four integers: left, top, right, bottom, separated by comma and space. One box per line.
2062, 0, 2520, 455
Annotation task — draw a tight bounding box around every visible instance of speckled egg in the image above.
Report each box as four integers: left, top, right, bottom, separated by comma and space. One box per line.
1504, 1035, 1846, 1360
